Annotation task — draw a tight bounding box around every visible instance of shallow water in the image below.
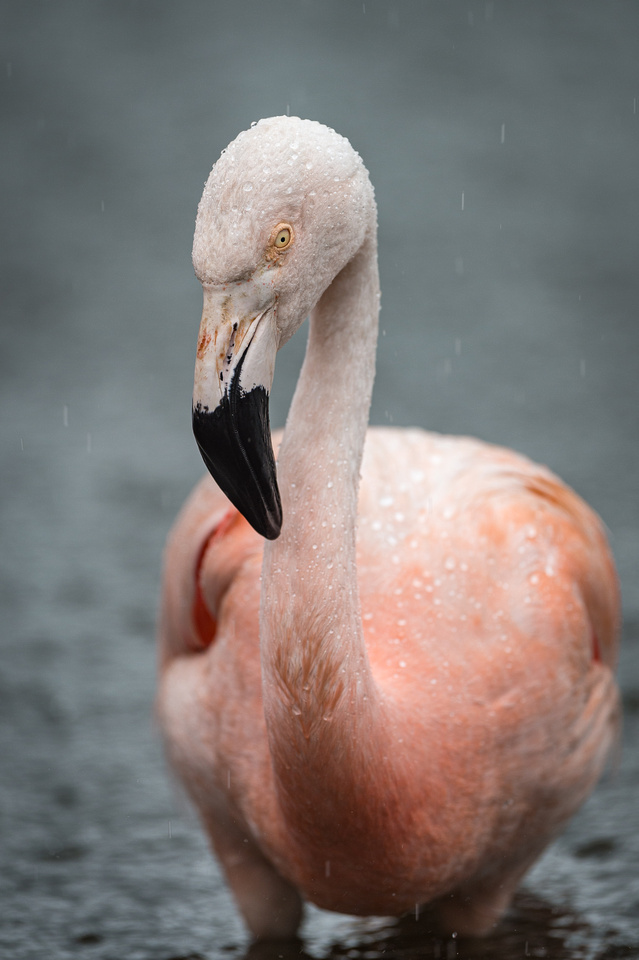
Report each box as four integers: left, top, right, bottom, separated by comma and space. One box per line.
1, 2, 638, 958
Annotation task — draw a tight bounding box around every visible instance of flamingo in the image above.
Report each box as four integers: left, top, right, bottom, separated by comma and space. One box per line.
157, 116, 620, 941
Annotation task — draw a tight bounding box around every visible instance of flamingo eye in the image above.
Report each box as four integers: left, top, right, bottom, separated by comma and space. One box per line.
273, 225, 293, 250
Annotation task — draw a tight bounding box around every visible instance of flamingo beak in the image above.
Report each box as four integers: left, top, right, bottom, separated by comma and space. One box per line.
192, 293, 282, 539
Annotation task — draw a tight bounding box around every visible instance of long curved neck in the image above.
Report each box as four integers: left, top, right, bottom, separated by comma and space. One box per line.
260, 227, 384, 846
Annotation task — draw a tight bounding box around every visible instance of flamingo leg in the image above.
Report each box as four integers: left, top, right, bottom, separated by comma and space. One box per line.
202, 808, 303, 940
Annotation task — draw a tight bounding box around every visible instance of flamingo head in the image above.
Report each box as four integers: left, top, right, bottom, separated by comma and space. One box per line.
191, 116, 373, 539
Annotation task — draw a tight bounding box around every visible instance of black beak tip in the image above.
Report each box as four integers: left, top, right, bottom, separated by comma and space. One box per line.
192, 397, 282, 541
261, 511, 282, 541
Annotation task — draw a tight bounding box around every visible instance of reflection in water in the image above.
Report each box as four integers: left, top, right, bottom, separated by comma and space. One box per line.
240, 892, 635, 960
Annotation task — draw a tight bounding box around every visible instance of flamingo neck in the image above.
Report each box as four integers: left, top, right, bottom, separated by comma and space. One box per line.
260, 229, 382, 839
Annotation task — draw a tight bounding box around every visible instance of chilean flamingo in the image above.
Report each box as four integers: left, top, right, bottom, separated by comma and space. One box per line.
157, 117, 620, 941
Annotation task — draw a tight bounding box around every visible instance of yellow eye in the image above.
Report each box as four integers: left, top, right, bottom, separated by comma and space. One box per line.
273, 225, 292, 250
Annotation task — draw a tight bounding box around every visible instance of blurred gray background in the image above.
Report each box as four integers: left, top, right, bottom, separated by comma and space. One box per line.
1, 2, 638, 958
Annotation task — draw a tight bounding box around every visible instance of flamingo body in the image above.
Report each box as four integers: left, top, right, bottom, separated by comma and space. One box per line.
158, 118, 620, 940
